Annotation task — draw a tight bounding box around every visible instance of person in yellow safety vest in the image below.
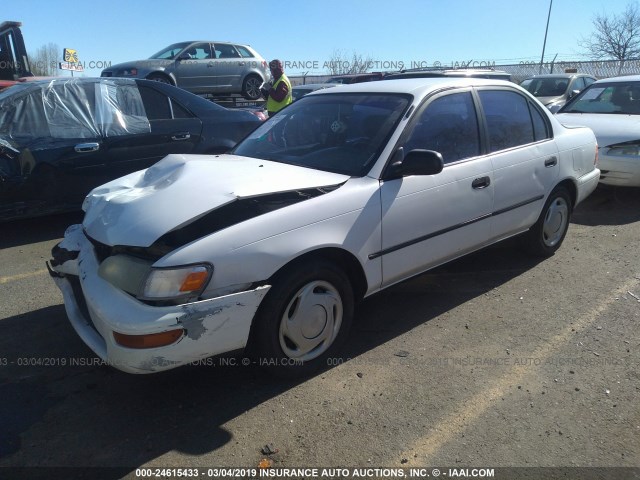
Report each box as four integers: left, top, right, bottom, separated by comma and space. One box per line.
261, 59, 292, 116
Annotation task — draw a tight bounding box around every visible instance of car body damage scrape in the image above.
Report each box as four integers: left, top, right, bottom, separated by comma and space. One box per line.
153, 184, 343, 254
48, 227, 271, 373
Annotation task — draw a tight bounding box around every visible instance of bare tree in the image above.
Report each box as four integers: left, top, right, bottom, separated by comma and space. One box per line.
325, 49, 374, 75
581, 2, 640, 74
28, 43, 59, 76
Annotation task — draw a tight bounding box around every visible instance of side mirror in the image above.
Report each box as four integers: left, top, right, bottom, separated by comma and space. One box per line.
568, 89, 580, 99
402, 149, 444, 176
385, 148, 444, 179
177, 52, 190, 61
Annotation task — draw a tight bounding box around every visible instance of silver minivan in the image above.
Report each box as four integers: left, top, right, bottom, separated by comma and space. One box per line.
102, 41, 270, 99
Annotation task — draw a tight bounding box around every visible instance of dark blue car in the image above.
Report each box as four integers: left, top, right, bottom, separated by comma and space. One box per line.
0, 77, 262, 221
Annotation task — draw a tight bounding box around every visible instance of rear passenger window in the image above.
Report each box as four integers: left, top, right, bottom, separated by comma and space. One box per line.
404, 92, 480, 164
528, 101, 550, 141
171, 99, 193, 118
139, 86, 171, 120
478, 90, 535, 152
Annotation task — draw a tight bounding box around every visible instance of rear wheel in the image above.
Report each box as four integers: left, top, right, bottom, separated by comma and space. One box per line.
251, 261, 354, 378
521, 186, 572, 257
242, 75, 262, 100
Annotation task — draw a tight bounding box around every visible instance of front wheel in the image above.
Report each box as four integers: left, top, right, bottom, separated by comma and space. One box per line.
521, 186, 572, 257
251, 261, 354, 378
146, 73, 173, 85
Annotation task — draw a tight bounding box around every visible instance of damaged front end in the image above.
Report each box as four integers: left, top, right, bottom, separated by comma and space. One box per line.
48, 224, 270, 373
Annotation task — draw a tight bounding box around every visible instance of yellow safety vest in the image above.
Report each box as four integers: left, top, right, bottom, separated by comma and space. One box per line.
266, 74, 292, 114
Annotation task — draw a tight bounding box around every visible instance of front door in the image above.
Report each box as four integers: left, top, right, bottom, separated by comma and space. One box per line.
378, 90, 494, 287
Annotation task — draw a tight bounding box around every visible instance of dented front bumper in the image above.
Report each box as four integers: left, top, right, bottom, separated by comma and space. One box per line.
49, 224, 270, 374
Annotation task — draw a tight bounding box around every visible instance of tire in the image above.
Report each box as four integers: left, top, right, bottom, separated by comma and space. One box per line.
521, 186, 572, 257
242, 75, 262, 100
146, 73, 173, 85
251, 260, 354, 378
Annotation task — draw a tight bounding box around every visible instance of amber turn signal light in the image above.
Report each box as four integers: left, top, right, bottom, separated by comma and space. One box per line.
113, 329, 183, 349
179, 270, 210, 292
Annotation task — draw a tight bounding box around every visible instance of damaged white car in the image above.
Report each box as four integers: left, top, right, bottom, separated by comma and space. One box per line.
49, 78, 600, 376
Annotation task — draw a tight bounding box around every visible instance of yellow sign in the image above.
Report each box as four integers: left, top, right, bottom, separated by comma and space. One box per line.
63, 48, 79, 63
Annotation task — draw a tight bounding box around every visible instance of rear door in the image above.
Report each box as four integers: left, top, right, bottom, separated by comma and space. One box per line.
173, 42, 215, 93
101, 83, 202, 178
475, 88, 558, 241
212, 43, 244, 91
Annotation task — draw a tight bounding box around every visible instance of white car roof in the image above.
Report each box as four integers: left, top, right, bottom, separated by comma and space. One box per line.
594, 75, 640, 83
310, 77, 516, 98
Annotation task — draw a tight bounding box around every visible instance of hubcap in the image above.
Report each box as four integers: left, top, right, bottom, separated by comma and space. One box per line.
542, 196, 569, 247
279, 280, 343, 361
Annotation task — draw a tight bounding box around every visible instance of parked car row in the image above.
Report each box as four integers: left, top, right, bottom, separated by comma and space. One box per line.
0, 77, 263, 221
0, 42, 634, 379
49, 77, 601, 377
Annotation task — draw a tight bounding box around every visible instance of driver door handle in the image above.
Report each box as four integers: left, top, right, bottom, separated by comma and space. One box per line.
472, 176, 491, 189
74, 143, 100, 153
171, 132, 191, 141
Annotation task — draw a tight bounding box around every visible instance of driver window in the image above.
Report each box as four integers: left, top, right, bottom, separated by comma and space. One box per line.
404, 92, 480, 164
184, 43, 212, 60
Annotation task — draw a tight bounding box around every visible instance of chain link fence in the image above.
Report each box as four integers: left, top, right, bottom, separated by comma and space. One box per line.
290, 59, 640, 85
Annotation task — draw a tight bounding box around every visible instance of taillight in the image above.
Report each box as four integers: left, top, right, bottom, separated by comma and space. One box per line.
594, 143, 599, 165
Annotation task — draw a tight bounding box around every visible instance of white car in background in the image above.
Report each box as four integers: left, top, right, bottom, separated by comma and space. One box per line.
556, 75, 640, 187
49, 78, 600, 377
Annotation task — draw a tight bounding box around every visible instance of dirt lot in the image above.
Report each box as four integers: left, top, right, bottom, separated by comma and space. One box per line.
0, 186, 639, 479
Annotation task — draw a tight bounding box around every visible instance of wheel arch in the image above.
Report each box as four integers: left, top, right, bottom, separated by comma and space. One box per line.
268, 247, 368, 302
554, 178, 577, 208
146, 71, 175, 85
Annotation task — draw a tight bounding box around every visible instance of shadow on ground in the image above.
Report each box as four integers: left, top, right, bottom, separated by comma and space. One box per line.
0, 184, 636, 476
1, 212, 84, 250
572, 185, 640, 226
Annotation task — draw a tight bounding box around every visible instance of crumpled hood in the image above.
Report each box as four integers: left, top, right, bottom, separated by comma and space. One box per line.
82, 154, 349, 247
555, 113, 640, 147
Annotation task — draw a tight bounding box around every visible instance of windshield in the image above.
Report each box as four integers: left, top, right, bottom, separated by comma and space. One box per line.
232, 93, 410, 176
561, 81, 640, 114
149, 42, 191, 60
521, 77, 570, 97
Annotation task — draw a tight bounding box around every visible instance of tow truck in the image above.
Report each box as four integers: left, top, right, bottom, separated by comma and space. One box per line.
0, 21, 32, 90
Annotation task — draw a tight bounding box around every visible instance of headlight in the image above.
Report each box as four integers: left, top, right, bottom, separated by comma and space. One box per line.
118, 68, 138, 76
607, 142, 640, 157
142, 264, 212, 300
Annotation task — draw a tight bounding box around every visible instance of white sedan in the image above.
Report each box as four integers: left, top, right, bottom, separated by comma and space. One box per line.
556, 74, 640, 187
49, 78, 600, 377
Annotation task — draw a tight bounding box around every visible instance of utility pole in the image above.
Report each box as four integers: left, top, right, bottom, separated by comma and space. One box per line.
539, 0, 553, 74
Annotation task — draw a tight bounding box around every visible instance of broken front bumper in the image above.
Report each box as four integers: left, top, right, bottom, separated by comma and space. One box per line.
49, 224, 270, 374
